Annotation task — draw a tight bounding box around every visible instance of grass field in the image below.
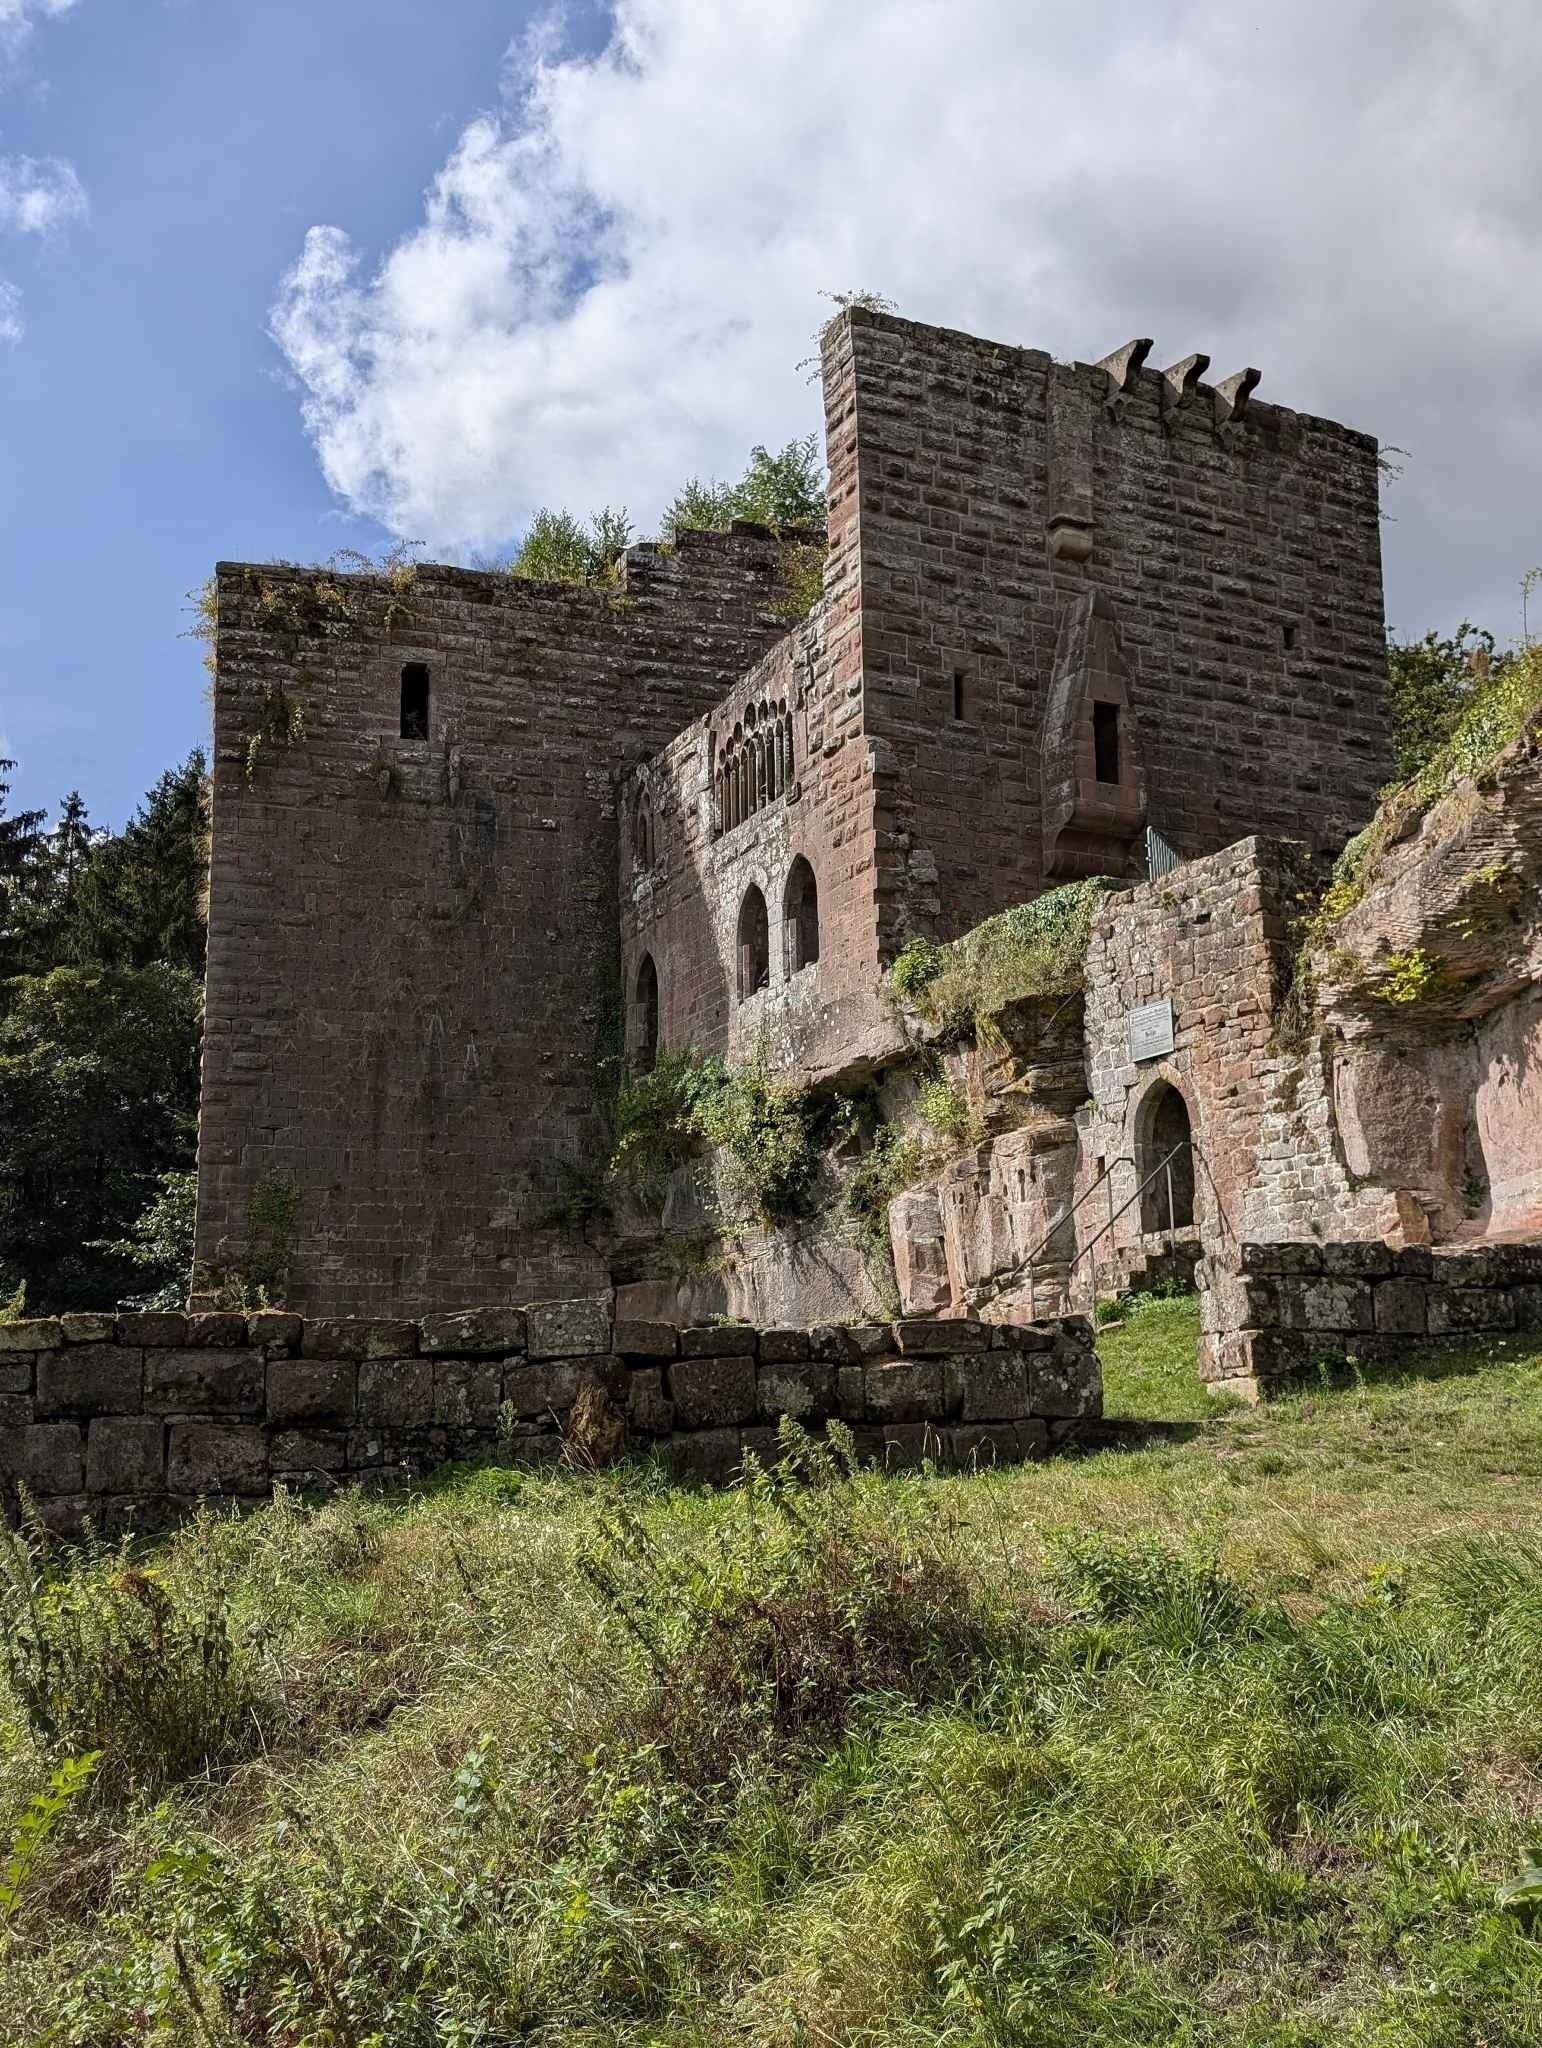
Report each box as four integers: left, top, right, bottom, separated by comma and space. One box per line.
4, 1296, 1542, 2044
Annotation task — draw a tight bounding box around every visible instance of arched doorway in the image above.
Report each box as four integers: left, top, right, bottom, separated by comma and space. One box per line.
634, 953, 659, 1068
1138, 1080, 1195, 1234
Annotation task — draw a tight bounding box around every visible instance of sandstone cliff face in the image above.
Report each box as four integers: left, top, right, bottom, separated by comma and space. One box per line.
1302, 710, 1542, 1241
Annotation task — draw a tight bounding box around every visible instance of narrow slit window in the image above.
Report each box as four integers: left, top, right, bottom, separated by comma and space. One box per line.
1282, 622, 1298, 652
1093, 701, 1121, 785
400, 663, 431, 740
952, 671, 966, 721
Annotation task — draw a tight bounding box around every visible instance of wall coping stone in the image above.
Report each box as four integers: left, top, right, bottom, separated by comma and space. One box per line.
1, 1295, 1103, 1535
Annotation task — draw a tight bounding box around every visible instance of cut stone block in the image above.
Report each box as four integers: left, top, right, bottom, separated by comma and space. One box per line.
756, 1362, 835, 1423
35, 1346, 143, 1419
167, 1423, 269, 1496
356, 1358, 434, 1427
144, 1349, 264, 1416
526, 1297, 613, 1360
612, 1319, 679, 1359
266, 1359, 357, 1426
892, 1319, 983, 1356
680, 1324, 757, 1358
0, 1421, 83, 1494
87, 1417, 166, 1494
669, 1356, 757, 1429
864, 1358, 944, 1422
421, 1308, 526, 1356
303, 1318, 419, 1360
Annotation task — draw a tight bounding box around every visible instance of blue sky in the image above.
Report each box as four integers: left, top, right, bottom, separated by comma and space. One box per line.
0, 0, 587, 822
4, 1, 1541, 826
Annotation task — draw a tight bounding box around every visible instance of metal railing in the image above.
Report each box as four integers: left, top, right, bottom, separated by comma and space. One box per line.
1004, 1144, 1191, 1320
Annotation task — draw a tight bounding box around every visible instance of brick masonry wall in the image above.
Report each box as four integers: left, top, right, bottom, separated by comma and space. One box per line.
0, 1301, 1102, 1536
201, 536, 794, 1317
1198, 1240, 1542, 1398
838, 307, 1391, 956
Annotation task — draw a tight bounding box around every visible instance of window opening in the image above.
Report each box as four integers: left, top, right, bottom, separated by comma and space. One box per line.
1282, 622, 1298, 652
400, 663, 430, 741
952, 671, 966, 720
1093, 701, 1121, 785
737, 885, 770, 1000
782, 856, 820, 975
635, 954, 659, 1068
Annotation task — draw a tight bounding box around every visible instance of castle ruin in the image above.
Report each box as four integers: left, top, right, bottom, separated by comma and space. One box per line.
197, 306, 1394, 1332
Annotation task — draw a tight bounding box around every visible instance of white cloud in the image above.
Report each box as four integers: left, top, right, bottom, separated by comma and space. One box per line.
0, 151, 84, 232
0, 275, 21, 343
272, 0, 1542, 639
0, 0, 78, 65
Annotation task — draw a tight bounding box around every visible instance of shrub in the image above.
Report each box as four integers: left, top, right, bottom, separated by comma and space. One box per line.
693, 1060, 820, 1224
916, 1074, 975, 1144
509, 506, 632, 585
888, 879, 1116, 1033
1370, 945, 1459, 1006
1386, 622, 1504, 780
0, 1521, 273, 1802
579, 1424, 1015, 1780
661, 434, 825, 542
92, 1166, 196, 1311
609, 1047, 821, 1225
1304, 640, 1542, 957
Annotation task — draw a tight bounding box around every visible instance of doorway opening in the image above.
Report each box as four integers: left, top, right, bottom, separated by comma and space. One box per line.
1138, 1080, 1196, 1233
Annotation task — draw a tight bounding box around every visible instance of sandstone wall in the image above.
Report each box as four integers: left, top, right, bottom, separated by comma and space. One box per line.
842, 307, 1390, 954
1198, 1239, 1542, 1399
0, 1301, 1102, 1536
200, 538, 793, 1317
620, 600, 900, 1083
1080, 839, 1323, 1256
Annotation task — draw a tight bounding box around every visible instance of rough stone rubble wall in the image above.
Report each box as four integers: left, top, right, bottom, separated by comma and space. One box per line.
1198, 1240, 1542, 1398
0, 1299, 1102, 1536
200, 537, 793, 1319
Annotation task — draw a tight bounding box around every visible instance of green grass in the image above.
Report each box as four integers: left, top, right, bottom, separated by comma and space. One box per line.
1098, 1292, 1219, 1423
7, 1303, 1542, 2043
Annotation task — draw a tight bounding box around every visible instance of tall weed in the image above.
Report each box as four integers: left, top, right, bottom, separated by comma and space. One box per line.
0, 1519, 272, 1800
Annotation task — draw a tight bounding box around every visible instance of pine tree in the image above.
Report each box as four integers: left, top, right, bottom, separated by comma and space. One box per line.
0, 759, 47, 985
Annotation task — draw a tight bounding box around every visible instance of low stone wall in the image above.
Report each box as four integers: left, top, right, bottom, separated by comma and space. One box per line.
1198, 1240, 1542, 1398
0, 1298, 1102, 1535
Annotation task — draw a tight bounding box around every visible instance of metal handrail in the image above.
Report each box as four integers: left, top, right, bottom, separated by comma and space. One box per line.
1018, 1153, 1134, 1272
1073, 1143, 1185, 1270
988, 1143, 1190, 1320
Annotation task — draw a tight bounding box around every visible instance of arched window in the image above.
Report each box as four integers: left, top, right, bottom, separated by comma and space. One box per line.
783, 856, 820, 975
632, 790, 654, 870
737, 884, 770, 999
400, 662, 430, 740
635, 953, 659, 1068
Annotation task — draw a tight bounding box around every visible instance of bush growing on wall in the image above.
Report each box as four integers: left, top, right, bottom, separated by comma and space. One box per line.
888, 878, 1116, 1035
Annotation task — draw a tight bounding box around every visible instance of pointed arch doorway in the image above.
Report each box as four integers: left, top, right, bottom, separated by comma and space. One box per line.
1138, 1079, 1196, 1235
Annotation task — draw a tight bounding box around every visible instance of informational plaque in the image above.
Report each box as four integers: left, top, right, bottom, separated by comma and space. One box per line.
1128, 997, 1175, 1063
